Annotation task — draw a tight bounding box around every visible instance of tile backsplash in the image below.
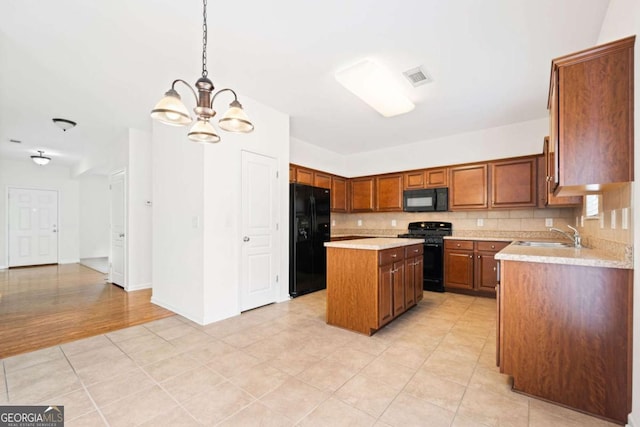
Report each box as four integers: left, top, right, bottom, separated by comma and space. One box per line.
332, 208, 575, 238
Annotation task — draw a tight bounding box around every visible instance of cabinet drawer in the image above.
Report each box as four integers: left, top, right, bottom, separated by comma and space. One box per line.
379, 247, 404, 265
405, 244, 424, 257
445, 240, 474, 250
476, 241, 509, 252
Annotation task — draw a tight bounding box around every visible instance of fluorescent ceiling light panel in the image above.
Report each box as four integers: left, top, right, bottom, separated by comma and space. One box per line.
335, 59, 415, 117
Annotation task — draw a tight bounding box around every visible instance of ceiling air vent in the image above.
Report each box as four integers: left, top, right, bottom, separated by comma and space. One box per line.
403, 66, 433, 87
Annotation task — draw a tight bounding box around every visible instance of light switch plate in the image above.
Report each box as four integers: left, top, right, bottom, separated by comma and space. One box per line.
545, 218, 553, 227
611, 210, 617, 229
622, 208, 629, 229
391, 219, 397, 227
357, 219, 363, 226
476, 218, 484, 227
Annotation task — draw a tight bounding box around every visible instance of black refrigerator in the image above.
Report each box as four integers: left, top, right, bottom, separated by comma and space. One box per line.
289, 183, 331, 297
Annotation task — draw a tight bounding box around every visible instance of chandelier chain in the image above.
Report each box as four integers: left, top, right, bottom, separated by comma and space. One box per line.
202, 0, 208, 77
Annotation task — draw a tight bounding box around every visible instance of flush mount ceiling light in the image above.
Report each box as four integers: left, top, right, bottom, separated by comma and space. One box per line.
335, 59, 415, 117
52, 118, 77, 131
31, 150, 51, 166
150, 0, 254, 143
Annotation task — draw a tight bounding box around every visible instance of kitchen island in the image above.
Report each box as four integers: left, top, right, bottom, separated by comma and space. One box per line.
324, 238, 424, 335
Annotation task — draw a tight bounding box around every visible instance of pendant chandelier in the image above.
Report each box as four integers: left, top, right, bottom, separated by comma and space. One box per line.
150, 0, 254, 143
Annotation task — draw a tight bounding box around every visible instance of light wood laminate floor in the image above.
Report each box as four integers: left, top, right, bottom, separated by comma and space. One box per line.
0, 263, 174, 359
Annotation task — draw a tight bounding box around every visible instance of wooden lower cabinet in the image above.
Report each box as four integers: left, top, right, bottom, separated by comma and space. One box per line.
405, 245, 424, 304
499, 260, 632, 424
327, 244, 422, 335
444, 240, 508, 297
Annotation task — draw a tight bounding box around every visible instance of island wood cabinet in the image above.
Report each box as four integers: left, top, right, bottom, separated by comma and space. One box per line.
375, 174, 403, 212
405, 245, 424, 304
350, 177, 376, 212
326, 243, 422, 335
444, 239, 508, 296
549, 36, 635, 195
404, 167, 448, 189
498, 260, 632, 423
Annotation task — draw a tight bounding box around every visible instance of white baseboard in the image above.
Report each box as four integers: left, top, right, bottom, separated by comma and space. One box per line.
0, 265, 7, 270
59, 258, 80, 264
150, 296, 204, 325
126, 282, 152, 291
628, 412, 637, 427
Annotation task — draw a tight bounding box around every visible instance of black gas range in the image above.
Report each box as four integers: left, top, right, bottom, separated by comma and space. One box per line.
398, 221, 452, 292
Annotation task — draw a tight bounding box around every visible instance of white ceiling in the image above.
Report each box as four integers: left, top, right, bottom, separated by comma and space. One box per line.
0, 0, 610, 168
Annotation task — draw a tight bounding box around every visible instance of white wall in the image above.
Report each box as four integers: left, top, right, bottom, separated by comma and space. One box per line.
344, 118, 548, 177
151, 95, 290, 325
78, 174, 109, 259
596, 2, 639, 426
0, 158, 79, 267
127, 128, 152, 290
291, 137, 348, 176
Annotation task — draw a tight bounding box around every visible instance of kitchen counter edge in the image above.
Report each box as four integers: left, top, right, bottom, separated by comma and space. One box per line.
496, 243, 632, 269
324, 237, 425, 250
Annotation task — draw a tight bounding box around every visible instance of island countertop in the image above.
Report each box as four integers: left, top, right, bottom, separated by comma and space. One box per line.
324, 237, 424, 250
495, 242, 632, 269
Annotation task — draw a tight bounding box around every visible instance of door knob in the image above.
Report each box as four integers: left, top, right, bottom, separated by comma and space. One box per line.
243, 236, 250, 242
119, 233, 125, 238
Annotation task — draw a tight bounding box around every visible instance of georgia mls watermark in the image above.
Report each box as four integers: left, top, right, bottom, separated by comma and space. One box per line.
0, 406, 64, 427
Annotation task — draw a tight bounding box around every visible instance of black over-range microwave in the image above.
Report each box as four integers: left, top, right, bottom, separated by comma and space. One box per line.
403, 188, 448, 212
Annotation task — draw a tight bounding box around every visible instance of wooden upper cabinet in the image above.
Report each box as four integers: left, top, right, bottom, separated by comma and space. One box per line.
539, 139, 582, 207
375, 174, 403, 211
403, 167, 448, 189
314, 172, 332, 189
490, 157, 537, 209
404, 171, 425, 189
350, 177, 375, 212
331, 176, 349, 213
426, 168, 448, 187
449, 164, 488, 210
289, 165, 296, 183
296, 167, 314, 185
550, 36, 635, 194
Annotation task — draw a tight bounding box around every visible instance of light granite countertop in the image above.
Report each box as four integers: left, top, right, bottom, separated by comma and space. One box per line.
496, 242, 633, 269
324, 237, 424, 250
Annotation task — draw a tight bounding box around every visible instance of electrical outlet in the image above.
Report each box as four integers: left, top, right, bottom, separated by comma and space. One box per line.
611, 210, 616, 229
331, 219, 336, 227
599, 214, 605, 229
580, 216, 584, 227
391, 219, 397, 227
476, 218, 484, 227
622, 208, 629, 229
545, 218, 553, 227
357, 219, 363, 227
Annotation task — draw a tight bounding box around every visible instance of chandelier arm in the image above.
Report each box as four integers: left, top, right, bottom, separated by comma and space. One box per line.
210, 88, 239, 108
171, 79, 200, 105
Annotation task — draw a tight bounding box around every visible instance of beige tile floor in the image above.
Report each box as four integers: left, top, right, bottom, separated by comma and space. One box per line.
0, 290, 618, 426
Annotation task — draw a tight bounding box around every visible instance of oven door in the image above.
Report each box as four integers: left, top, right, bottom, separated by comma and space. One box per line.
422, 242, 445, 292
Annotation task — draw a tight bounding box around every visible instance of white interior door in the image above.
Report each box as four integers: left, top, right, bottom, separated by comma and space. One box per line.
240, 151, 279, 311
8, 188, 58, 267
109, 171, 126, 287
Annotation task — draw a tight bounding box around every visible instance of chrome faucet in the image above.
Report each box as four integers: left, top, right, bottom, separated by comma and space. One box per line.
549, 225, 582, 248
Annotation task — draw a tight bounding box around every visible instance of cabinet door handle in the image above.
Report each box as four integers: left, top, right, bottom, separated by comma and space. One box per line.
469, 255, 473, 259
456, 243, 461, 247
491, 245, 495, 249
477, 255, 481, 259
414, 249, 419, 253
391, 254, 397, 258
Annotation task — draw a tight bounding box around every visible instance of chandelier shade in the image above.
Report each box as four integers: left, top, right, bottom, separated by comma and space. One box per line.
150, 89, 193, 126
31, 150, 51, 166
188, 119, 220, 143
150, 0, 254, 143
218, 100, 255, 133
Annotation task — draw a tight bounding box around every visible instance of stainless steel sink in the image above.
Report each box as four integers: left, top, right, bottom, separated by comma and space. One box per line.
514, 241, 575, 248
